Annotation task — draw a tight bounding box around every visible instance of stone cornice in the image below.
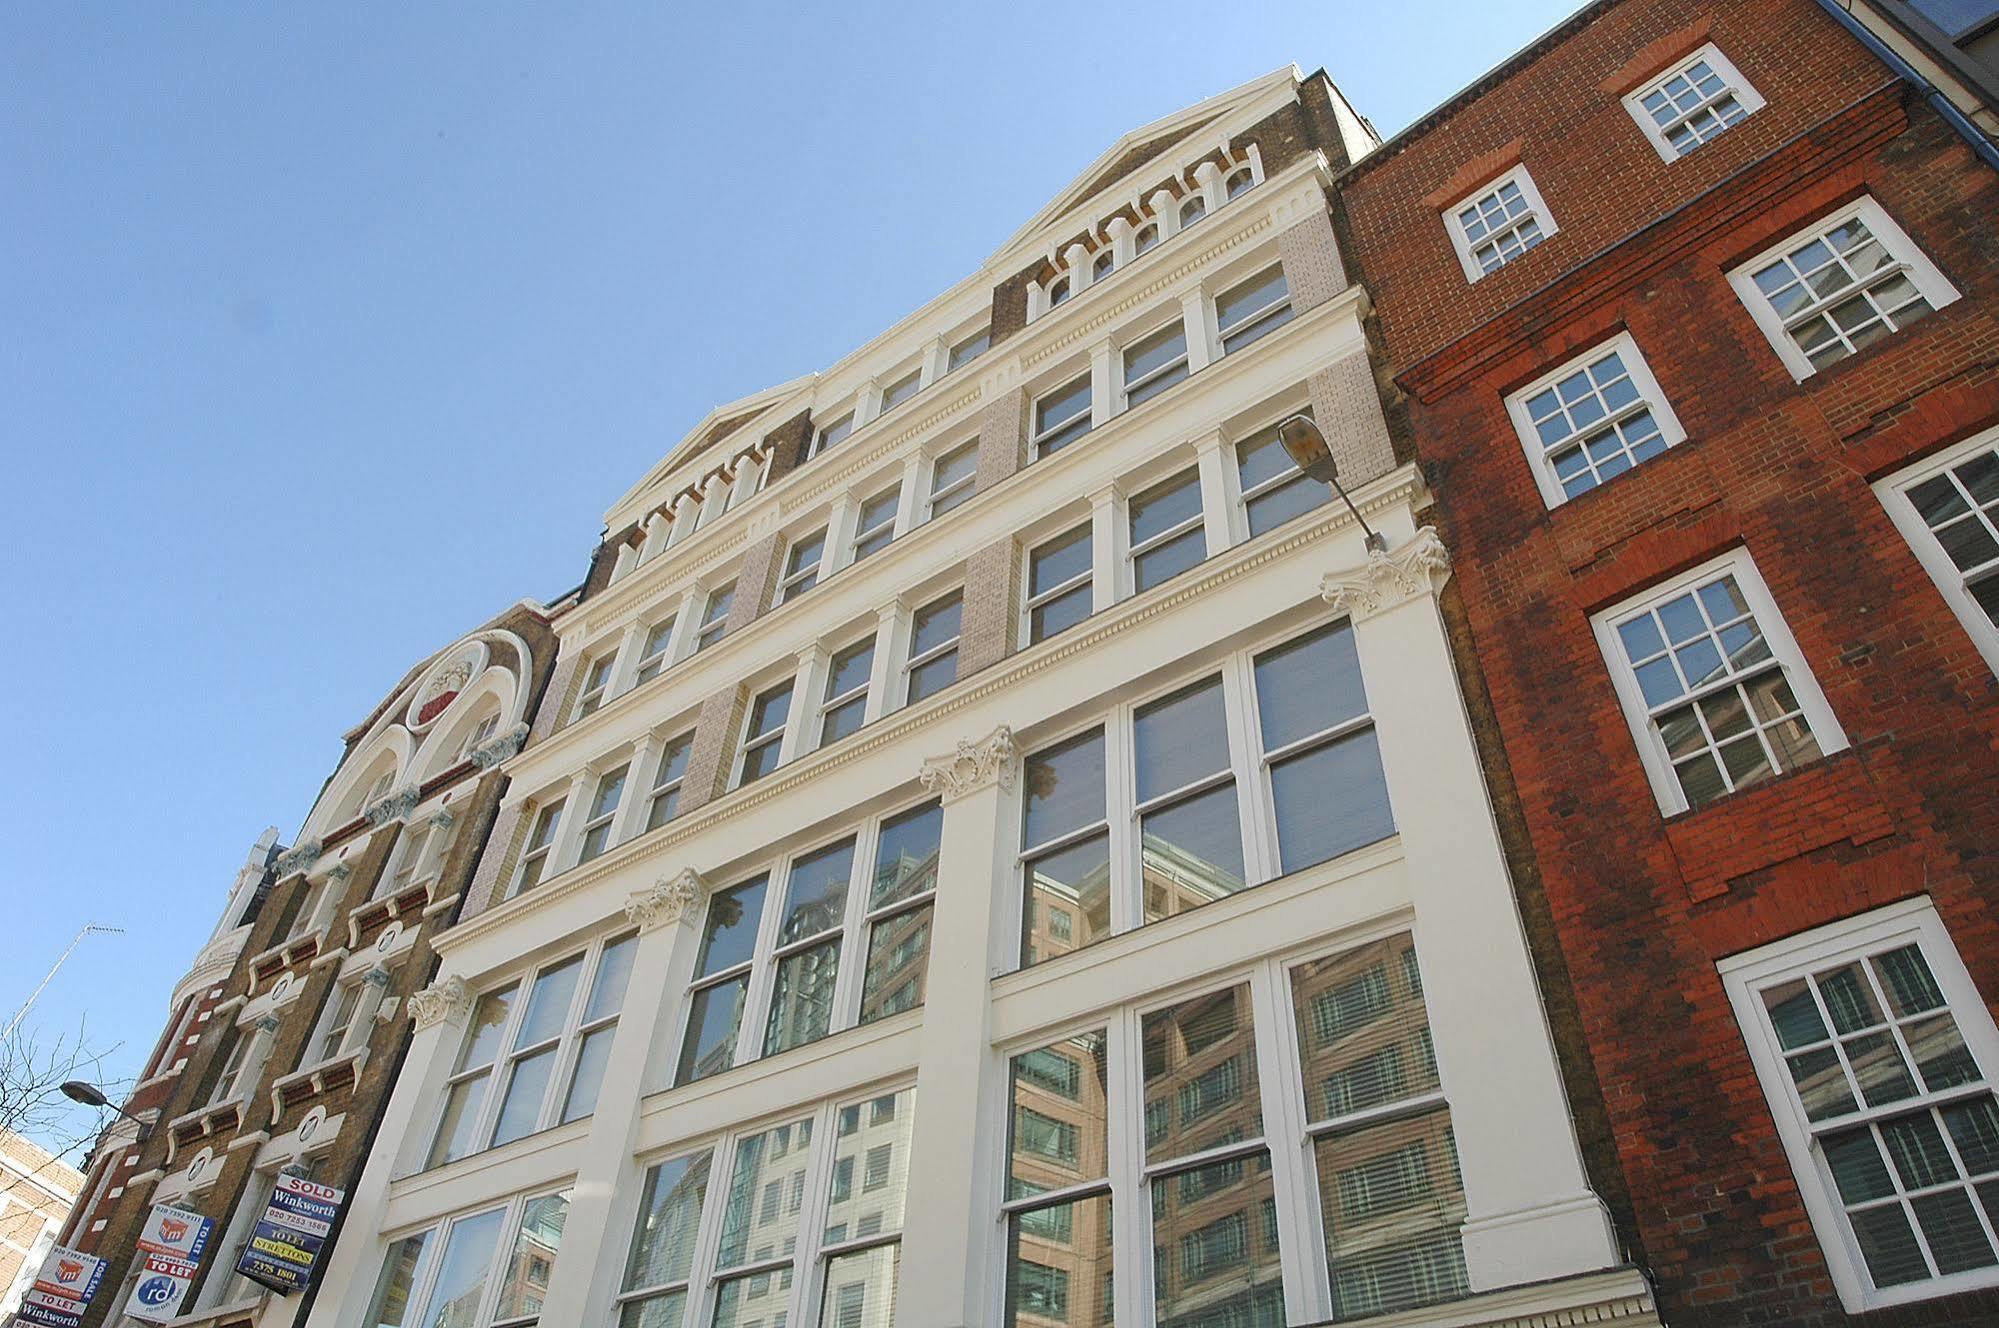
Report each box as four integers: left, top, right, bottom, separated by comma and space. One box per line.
436, 463, 1430, 958
917, 726, 1016, 804
1320, 527, 1452, 622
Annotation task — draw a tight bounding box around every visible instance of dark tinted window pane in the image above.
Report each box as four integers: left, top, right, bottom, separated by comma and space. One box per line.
1135, 677, 1230, 802
1271, 729, 1394, 872
695, 877, 769, 977
1023, 730, 1106, 847
1255, 623, 1369, 750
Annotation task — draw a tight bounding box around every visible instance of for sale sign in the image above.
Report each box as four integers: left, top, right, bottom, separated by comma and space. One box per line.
17, 1245, 106, 1328
235, 1175, 343, 1294
124, 1205, 212, 1324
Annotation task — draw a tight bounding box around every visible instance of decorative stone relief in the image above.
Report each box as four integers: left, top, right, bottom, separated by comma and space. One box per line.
365, 785, 423, 827
407, 974, 471, 1030
918, 725, 1016, 803
470, 722, 529, 770
326, 863, 353, 886
626, 867, 709, 932
1320, 527, 1453, 622
274, 839, 322, 880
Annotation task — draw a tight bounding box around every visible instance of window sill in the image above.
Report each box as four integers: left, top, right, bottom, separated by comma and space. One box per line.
1660, 747, 1891, 902
269, 1046, 370, 1116
388, 1115, 593, 1207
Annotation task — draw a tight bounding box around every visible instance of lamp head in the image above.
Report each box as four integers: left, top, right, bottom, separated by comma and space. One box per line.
1276, 415, 1340, 485
60, 1080, 110, 1108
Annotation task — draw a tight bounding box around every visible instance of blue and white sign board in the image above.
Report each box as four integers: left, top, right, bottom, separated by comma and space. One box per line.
125, 1204, 212, 1324
235, 1175, 343, 1294
18, 1245, 106, 1328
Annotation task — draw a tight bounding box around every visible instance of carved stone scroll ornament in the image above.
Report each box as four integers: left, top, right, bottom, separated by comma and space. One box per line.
470, 722, 530, 770
917, 725, 1016, 803
1319, 526, 1452, 622
407, 974, 471, 1031
365, 785, 424, 828
273, 839, 322, 881
626, 867, 710, 933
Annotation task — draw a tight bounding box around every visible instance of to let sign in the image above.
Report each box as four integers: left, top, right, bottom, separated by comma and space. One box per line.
18, 1245, 106, 1328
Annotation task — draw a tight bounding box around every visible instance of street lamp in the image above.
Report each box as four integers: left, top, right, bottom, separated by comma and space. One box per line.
1276, 414, 1387, 555
61, 1080, 151, 1141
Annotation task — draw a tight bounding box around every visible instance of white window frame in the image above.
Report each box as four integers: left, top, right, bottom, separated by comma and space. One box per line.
511, 798, 566, 898
1727, 195, 1959, 382
947, 328, 990, 373
1504, 331, 1688, 508
1876, 428, 1999, 676
1124, 467, 1207, 594
1133, 220, 1161, 257
1013, 616, 1394, 969
1121, 317, 1191, 409
424, 932, 635, 1167
925, 440, 979, 519
1030, 373, 1094, 460
694, 580, 735, 653
1022, 524, 1095, 646
732, 677, 796, 790
1720, 897, 1999, 1312
1215, 265, 1293, 356
877, 367, 922, 416
850, 484, 900, 563
1235, 406, 1332, 539
1590, 548, 1849, 815
670, 800, 943, 1086
809, 412, 854, 461
615, 1084, 918, 1328
644, 729, 695, 833
817, 633, 876, 748
1443, 163, 1557, 283
574, 764, 628, 865
776, 527, 828, 606
360, 1188, 572, 1328
573, 653, 616, 720
1622, 43, 1766, 161
632, 618, 676, 686
993, 924, 1465, 1325
304, 974, 365, 1067
901, 588, 963, 707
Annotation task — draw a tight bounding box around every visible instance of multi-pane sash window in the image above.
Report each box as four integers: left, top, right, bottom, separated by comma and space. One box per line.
1506, 333, 1685, 505
615, 1088, 916, 1328
1236, 410, 1332, 536
1019, 620, 1394, 968
208, 1024, 252, 1106
576, 655, 616, 720
812, 413, 854, 459
903, 591, 962, 705
307, 978, 363, 1065
1880, 435, 1999, 673
1004, 933, 1465, 1325
1216, 267, 1293, 354
878, 368, 921, 415
948, 329, 990, 372
674, 801, 943, 1085
1723, 902, 1999, 1310
1026, 525, 1094, 644
778, 531, 828, 605
1126, 469, 1206, 592
512, 800, 566, 898
360, 1191, 572, 1328
735, 680, 793, 787
1596, 554, 1843, 813
384, 817, 444, 898
851, 487, 899, 563
635, 619, 676, 686
927, 442, 978, 518
427, 934, 635, 1166
577, 765, 629, 864
820, 637, 875, 745
1730, 197, 1957, 379
646, 732, 695, 832
696, 582, 736, 653
1122, 321, 1190, 407
1032, 376, 1093, 459
1627, 44, 1762, 159
1446, 166, 1553, 280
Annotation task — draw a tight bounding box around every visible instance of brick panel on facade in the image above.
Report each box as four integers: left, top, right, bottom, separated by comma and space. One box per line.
1275, 206, 1348, 311
679, 684, 748, 814
1306, 352, 1397, 487
974, 387, 1026, 491
957, 536, 1018, 676
728, 532, 784, 634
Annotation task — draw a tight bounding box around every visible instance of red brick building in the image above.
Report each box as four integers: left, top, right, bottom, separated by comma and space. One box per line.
1337, 0, 1999, 1321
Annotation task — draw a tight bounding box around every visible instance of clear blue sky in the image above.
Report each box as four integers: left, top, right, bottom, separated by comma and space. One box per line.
2, 0, 1578, 1156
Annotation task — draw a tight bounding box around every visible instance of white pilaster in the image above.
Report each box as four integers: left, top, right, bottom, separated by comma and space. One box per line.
1088, 340, 1116, 430
1089, 483, 1125, 611
786, 645, 830, 762
893, 453, 925, 537
1191, 430, 1236, 556
1180, 285, 1216, 375
863, 599, 907, 724
1327, 528, 1618, 1290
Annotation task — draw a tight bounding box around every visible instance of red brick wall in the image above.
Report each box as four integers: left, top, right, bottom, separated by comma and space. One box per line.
1340, 1, 1999, 1323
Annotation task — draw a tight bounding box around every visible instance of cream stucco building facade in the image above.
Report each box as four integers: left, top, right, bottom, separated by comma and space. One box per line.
301, 70, 1656, 1328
